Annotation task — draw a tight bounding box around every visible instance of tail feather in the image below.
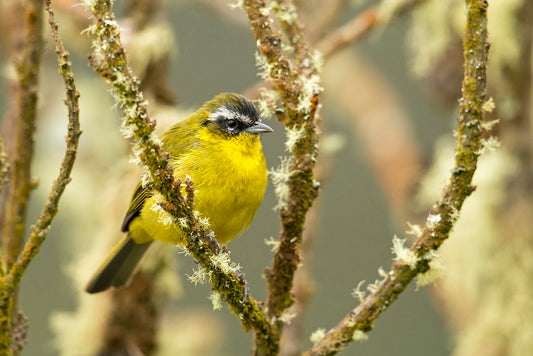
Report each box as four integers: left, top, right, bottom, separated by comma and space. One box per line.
85, 234, 152, 294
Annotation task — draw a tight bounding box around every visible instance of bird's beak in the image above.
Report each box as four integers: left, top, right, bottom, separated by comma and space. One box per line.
245, 122, 274, 134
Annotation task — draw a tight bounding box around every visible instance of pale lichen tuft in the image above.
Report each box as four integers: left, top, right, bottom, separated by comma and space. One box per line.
255, 52, 273, 81
285, 125, 306, 152
269, 156, 292, 211
209, 253, 241, 275
366, 279, 383, 294
278, 309, 296, 325
406, 222, 423, 238
391, 235, 418, 269
228, 0, 244, 9
208, 291, 223, 311
310, 328, 326, 344
351, 280, 366, 302
478, 137, 500, 156
297, 74, 322, 113
264, 237, 280, 252
352, 330, 369, 342
416, 251, 446, 289
187, 265, 209, 286
482, 97, 496, 113
427, 213, 442, 228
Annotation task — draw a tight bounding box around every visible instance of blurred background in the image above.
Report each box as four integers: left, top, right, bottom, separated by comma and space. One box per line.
1, 0, 531, 355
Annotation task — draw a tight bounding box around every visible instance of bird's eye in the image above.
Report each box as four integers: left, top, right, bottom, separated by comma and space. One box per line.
227, 119, 239, 130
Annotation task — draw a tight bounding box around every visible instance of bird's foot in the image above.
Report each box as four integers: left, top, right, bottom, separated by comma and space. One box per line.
237, 272, 249, 303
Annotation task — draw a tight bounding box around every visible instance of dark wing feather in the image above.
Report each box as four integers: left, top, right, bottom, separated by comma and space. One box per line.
120, 116, 198, 232
121, 182, 153, 232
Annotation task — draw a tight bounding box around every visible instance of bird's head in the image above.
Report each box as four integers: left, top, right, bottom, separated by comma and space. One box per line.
201, 93, 273, 137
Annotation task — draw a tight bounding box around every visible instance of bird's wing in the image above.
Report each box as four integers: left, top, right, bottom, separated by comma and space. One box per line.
121, 182, 152, 232
120, 118, 197, 232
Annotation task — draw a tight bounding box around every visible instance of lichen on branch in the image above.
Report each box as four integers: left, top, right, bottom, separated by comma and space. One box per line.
0, 0, 81, 354
84, 0, 274, 346
242, 0, 322, 354
0, 0, 44, 272
9, 0, 83, 287
305, 0, 491, 354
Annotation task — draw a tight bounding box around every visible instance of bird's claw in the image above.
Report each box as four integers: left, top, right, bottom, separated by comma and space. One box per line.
208, 231, 222, 253
237, 272, 249, 303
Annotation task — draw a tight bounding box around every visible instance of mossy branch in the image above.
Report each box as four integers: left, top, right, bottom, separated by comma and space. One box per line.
242, 0, 322, 353
304, 1, 490, 354
0, 0, 43, 272
0, 0, 43, 353
85, 0, 275, 348
9, 0, 82, 287
95, 2, 175, 354
0, 138, 9, 200
0, 1, 81, 354
0, 135, 9, 277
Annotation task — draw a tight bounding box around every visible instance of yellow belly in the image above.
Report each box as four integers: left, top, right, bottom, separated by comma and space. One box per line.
129, 134, 267, 245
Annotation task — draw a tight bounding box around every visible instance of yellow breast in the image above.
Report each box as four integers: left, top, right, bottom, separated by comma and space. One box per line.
131, 127, 267, 245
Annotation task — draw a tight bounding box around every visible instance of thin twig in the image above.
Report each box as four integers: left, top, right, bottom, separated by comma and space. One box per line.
317, 6, 378, 58
0, 0, 43, 349
244, 0, 319, 315
9, 0, 82, 286
326, 51, 423, 218
507, 0, 533, 176
0, 0, 69, 353
85, 0, 274, 347
279, 154, 335, 356
317, 0, 427, 59
0, 138, 9, 204
243, 1, 321, 354
304, 0, 490, 354
246, 0, 428, 100
271, 0, 311, 69
0, 0, 43, 270
303, 0, 345, 43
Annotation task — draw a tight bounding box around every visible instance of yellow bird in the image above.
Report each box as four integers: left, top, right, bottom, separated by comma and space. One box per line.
86, 93, 272, 293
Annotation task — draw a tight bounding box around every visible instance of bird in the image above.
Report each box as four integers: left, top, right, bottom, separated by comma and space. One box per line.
86, 93, 273, 293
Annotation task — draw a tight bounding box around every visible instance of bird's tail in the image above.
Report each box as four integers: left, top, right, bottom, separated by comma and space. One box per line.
85, 234, 152, 294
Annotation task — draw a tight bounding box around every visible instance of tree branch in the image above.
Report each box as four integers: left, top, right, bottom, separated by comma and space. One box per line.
85, 0, 275, 349
244, 0, 320, 316
0, 1, 81, 353
317, 0, 428, 59
245, 0, 429, 101
95, 1, 176, 354
0, 0, 43, 271
305, 0, 490, 354
0, 136, 9, 274
8, 0, 82, 287
0, 0, 43, 351
278, 153, 335, 356
0, 138, 9, 200
271, 0, 311, 68
242, 1, 321, 353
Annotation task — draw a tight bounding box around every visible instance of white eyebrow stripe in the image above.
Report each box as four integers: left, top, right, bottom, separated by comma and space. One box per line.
208, 106, 255, 125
